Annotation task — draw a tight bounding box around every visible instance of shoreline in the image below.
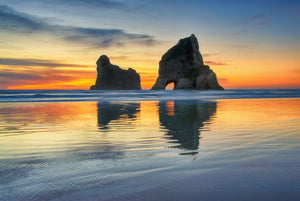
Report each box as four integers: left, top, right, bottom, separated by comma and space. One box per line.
0, 89, 300, 103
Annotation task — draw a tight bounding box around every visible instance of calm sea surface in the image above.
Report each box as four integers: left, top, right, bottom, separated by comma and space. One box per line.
0, 90, 299, 200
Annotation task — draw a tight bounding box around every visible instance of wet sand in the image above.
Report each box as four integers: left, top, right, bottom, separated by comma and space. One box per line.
1, 98, 299, 201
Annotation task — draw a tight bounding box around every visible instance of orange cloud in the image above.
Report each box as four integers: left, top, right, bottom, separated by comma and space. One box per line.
7, 78, 94, 90
205, 61, 228, 66
2, 68, 95, 89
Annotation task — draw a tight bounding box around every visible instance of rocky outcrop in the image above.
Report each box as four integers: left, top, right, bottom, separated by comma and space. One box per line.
151, 34, 224, 90
90, 55, 141, 90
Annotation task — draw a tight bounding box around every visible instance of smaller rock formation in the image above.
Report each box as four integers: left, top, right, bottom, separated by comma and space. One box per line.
90, 55, 141, 90
151, 34, 224, 90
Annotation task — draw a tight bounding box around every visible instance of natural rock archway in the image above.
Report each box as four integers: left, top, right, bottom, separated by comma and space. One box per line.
151, 34, 224, 90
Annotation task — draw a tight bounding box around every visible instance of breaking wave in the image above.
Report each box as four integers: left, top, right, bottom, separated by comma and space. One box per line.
0, 89, 299, 102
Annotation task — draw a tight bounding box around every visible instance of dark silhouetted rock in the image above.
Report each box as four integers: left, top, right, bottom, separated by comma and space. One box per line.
90, 55, 141, 90
151, 34, 224, 90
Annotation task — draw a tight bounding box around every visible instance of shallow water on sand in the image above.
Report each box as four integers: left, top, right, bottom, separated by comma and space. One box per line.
0, 98, 300, 201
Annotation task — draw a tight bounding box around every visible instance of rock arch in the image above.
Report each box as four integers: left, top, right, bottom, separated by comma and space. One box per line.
165, 80, 176, 90
151, 34, 224, 90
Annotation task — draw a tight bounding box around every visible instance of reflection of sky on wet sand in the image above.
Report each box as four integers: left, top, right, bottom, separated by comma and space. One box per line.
0, 99, 300, 200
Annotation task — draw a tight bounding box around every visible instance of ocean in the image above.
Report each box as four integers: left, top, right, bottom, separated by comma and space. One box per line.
0, 89, 300, 201
0, 89, 300, 102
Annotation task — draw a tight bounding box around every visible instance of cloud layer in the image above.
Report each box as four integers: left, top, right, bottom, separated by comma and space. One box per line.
0, 68, 94, 89
247, 13, 269, 26
0, 57, 94, 89
0, 5, 44, 33
205, 61, 227, 66
0, 5, 156, 48
0, 58, 88, 68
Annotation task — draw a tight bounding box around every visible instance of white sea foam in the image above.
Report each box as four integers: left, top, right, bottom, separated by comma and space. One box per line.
0, 89, 299, 102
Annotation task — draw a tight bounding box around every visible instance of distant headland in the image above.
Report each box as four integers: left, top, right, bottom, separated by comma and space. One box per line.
90, 34, 224, 90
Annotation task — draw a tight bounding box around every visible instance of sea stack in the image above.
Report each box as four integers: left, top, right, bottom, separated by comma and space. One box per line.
151, 34, 224, 90
90, 55, 141, 90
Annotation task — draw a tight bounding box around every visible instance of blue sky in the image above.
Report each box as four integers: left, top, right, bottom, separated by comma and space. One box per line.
2, 0, 299, 41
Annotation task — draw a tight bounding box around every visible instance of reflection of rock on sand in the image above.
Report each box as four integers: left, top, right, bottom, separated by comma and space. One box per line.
97, 102, 140, 129
159, 101, 217, 151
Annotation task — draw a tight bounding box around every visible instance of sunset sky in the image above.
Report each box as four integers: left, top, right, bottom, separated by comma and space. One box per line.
0, 0, 299, 90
